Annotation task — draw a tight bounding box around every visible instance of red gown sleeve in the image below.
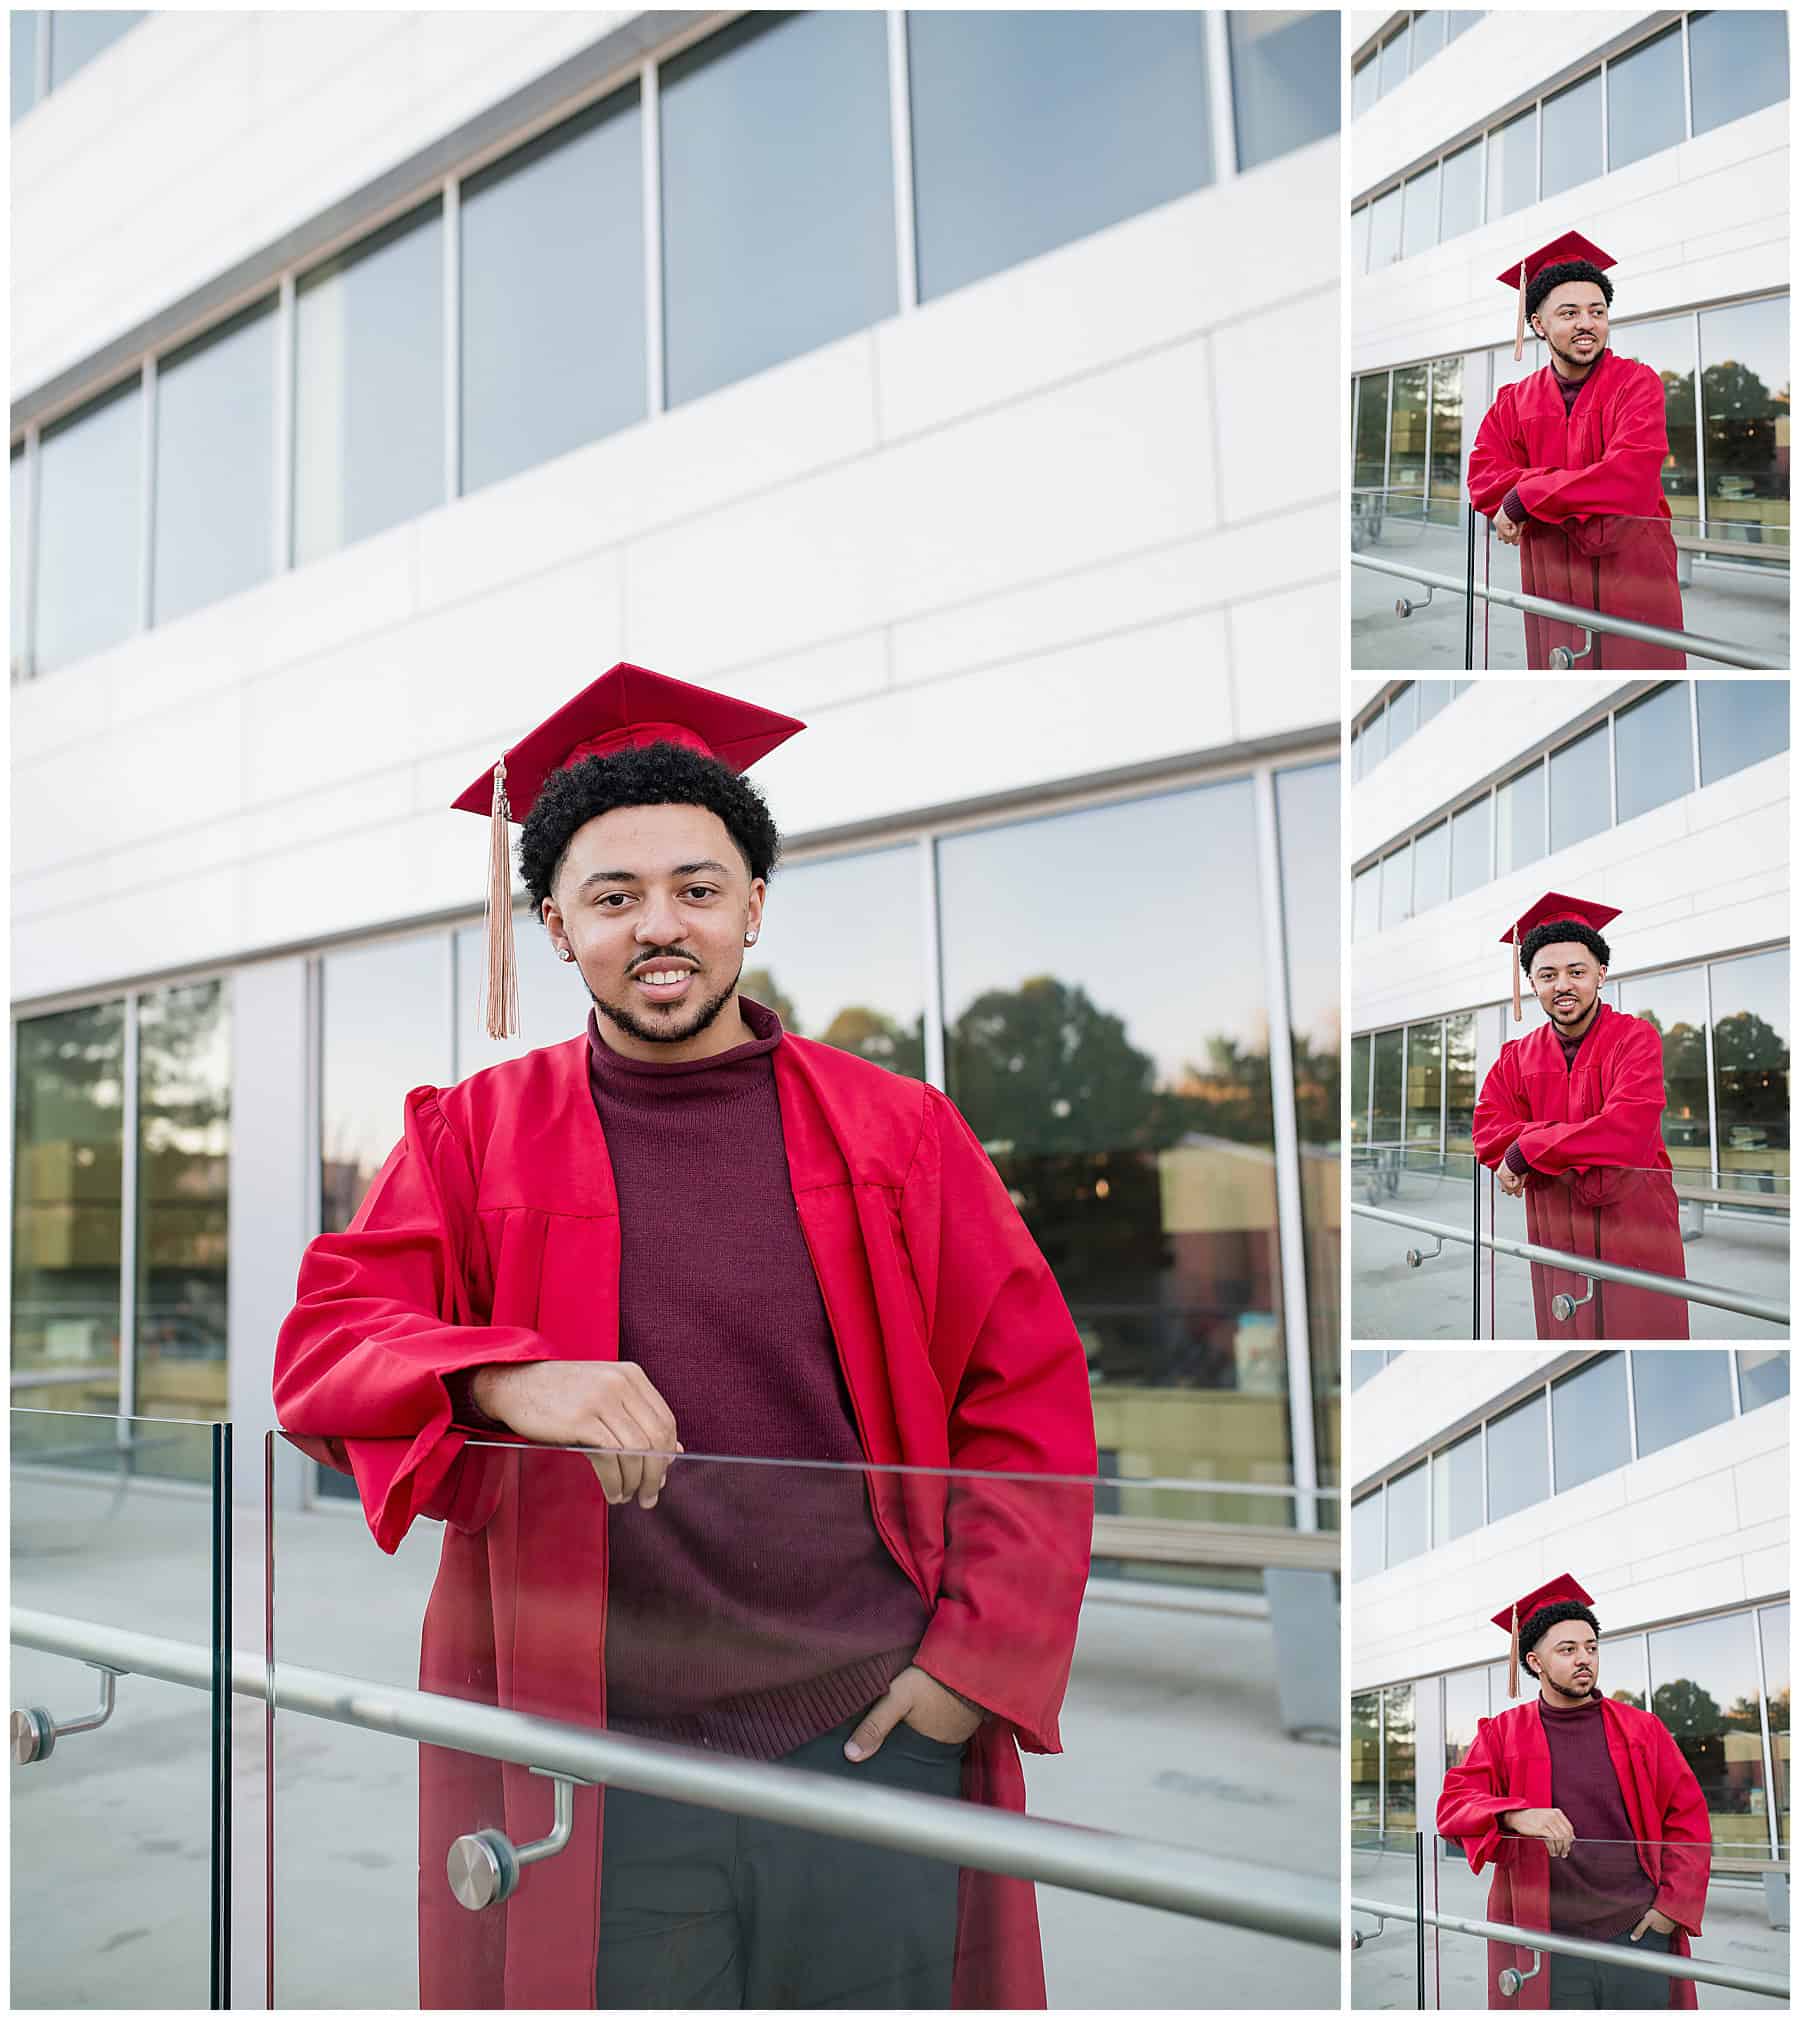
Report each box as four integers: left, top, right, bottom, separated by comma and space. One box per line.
1437, 1716, 1532, 1873
273, 1085, 553, 1553
1513, 363, 1671, 524
1648, 1720, 1712, 1936
1514, 1020, 1668, 1176
902, 1089, 1097, 1755
1468, 386, 1531, 518
1471, 1047, 1530, 1170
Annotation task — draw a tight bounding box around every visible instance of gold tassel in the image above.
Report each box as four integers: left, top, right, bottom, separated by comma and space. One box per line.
483, 760, 519, 1041
1513, 261, 1528, 363
1507, 1604, 1521, 1699
1511, 924, 1522, 1024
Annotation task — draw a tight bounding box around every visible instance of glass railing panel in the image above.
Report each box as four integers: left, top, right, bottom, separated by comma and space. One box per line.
1350, 1148, 1479, 1341
10, 1407, 227, 2009
267, 1435, 1338, 2008
1351, 489, 1789, 669
1429, 1834, 1788, 2009
1480, 1168, 1789, 1342
1350, 1827, 1424, 2007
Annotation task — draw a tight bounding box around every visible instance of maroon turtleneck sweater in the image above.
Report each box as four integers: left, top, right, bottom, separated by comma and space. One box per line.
1536, 1695, 1655, 1937
585, 998, 928, 1758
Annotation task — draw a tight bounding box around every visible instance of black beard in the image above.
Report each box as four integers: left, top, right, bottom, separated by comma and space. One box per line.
589, 960, 742, 1048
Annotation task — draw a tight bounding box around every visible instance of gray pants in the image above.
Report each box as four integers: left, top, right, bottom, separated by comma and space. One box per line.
1547, 1925, 1675, 2009
595, 1715, 965, 2008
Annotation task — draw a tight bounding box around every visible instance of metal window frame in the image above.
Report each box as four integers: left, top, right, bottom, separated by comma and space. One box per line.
1680, 9, 1694, 139
136, 358, 156, 634
1599, 47, 1610, 173
17, 423, 41, 680
442, 175, 461, 503
1623, 1348, 1639, 1460
1751, 1602, 1781, 1860
918, 835, 945, 1091
885, 10, 919, 310
641, 57, 665, 418
1728, 1348, 1743, 1417
1204, 11, 1238, 184
273, 275, 295, 574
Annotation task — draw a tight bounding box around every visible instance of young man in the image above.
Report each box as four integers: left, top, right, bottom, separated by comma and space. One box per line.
274, 664, 1098, 2009
1467, 232, 1686, 670
1438, 1575, 1711, 2010
1471, 892, 1689, 1338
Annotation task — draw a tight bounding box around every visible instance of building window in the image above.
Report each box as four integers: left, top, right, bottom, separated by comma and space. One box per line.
1738, 1349, 1788, 1411
1760, 1603, 1790, 1851
1548, 720, 1610, 855
293, 201, 445, 566
1411, 11, 1447, 68
1354, 370, 1391, 488
1621, 313, 1700, 530
1389, 366, 1429, 499
1606, 22, 1685, 171
1350, 1032, 1371, 1146
1699, 295, 1790, 560
1368, 186, 1402, 272
1351, 1489, 1384, 1580
1687, 8, 1790, 138
1377, 20, 1410, 96
1710, 947, 1788, 1196
1485, 1389, 1547, 1522
1444, 1664, 1487, 1770
458, 88, 645, 496
11, 11, 39, 123
1485, 106, 1537, 222
1445, 1014, 1477, 1149
1549, 1351, 1629, 1492
152, 299, 277, 627
10, 446, 28, 680
1370, 1028, 1404, 1142
12, 1003, 126, 1413
1428, 359, 1464, 519
34, 377, 141, 676
663, 12, 894, 403
1404, 1019, 1442, 1144
134, 980, 230, 1448
1401, 164, 1438, 261
1387, 1461, 1429, 1566
46, 8, 144, 90
1616, 964, 1711, 1175
1697, 680, 1791, 788
1352, 203, 1371, 275
1649, 1610, 1769, 1847
1352, 863, 1380, 942
1379, 843, 1412, 931
1449, 795, 1492, 898
1632, 1348, 1734, 1458
1227, 11, 1339, 173
1613, 682, 1694, 823
452, 914, 586, 1081
1383, 1682, 1417, 1830
1437, 138, 1482, 243
742, 844, 926, 1076
1351, 1690, 1381, 1823
1412, 820, 1449, 914
1495, 760, 1545, 874
1540, 71, 1601, 199
1432, 1427, 1483, 1544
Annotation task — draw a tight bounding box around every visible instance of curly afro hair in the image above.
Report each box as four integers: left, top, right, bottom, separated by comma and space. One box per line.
517, 741, 782, 914
1527, 259, 1613, 324
1520, 1600, 1599, 1669
1520, 919, 1611, 973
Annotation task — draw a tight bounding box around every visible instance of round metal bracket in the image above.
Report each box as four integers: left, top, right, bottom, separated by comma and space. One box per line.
1548, 629, 1594, 671
1394, 585, 1436, 619
11, 1663, 124, 1767
1405, 1237, 1445, 1268
1498, 1950, 1545, 1996
1550, 1278, 1596, 1323
447, 1768, 594, 1911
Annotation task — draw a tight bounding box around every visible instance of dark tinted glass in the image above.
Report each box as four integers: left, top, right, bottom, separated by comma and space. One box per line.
1228, 10, 1338, 172
1540, 71, 1600, 199
1548, 721, 1610, 853
1371, 1028, 1403, 1139
740, 845, 924, 1077
1405, 1019, 1442, 1144
460, 89, 644, 494
1689, 9, 1789, 137
1698, 680, 1790, 786
1412, 820, 1449, 913
1614, 682, 1693, 822
1550, 1352, 1628, 1492
1351, 1491, 1383, 1580
1380, 843, 1412, 930
1486, 107, 1536, 221
1355, 371, 1390, 486
1368, 186, 1401, 270
294, 202, 444, 564
1632, 1348, 1733, 1458
47, 8, 143, 88
35, 378, 141, 674
662, 13, 894, 400
1485, 1391, 1547, 1522
1737, 1349, 1789, 1411
153, 300, 276, 625
1387, 1463, 1428, 1567
1439, 138, 1481, 240
1619, 314, 1698, 529
1384, 1683, 1416, 1829
1432, 1428, 1482, 1543
135, 980, 229, 1440
1648, 1610, 1767, 1842
1699, 296, 1789, 558
11, 10, 38, 121
1351, 1033, 1371, 1143
1451, 795, 1491, 897
1401, 164, 1439, 259
1711, 947, 1788, 1196
1495, 761, 1544, 873
1616, 964, 1710, 1175
910, 11, 1209, 303
1607, 24, 1685, 172
1444, 1665, 1487, 1768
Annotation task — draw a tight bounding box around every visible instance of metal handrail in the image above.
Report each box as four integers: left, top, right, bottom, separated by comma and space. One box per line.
1347, 1895, 1789, 2000
1352, 1201, 1790, 1327
12, 1607, 1338, 1949
1351, 553, 1786, 670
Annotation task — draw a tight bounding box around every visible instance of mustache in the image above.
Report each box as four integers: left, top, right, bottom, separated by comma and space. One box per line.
627, 949, 700, 975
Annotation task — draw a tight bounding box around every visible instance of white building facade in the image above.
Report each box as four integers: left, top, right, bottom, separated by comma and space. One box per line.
1349, 1345, 1790, 1865
10, 11, 1343, 1520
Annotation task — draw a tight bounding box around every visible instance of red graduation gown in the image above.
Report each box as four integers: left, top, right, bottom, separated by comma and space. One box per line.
1437, 1697, 1712, 2010
274, 1030, 1097, 2010
1471, 1005, 1689, 1339
1468, 347, 1686, 670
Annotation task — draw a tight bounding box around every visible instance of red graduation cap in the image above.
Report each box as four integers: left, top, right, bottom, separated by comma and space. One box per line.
1492, 1572, 1596, 1699
454, 664, 805, 1040
1498, 230, 1616, 362
1499, 891, 1621, 1024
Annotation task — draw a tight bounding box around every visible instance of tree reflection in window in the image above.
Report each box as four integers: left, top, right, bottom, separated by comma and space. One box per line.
1649, 1611, 1769, 1849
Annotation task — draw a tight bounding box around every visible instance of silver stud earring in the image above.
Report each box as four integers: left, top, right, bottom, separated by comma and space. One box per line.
559, 948, 575, 962
745, 930, 758, 945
